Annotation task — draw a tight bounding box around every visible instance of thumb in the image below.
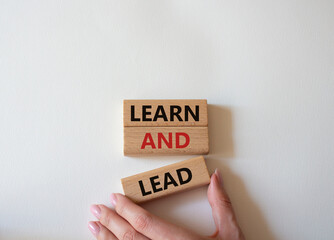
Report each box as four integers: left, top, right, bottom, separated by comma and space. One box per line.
207, 169, 244, 240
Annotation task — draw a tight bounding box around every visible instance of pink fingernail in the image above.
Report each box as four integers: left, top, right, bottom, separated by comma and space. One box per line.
88, 221, 100, 236
110, 193, 118, 207
214, 168, 223, 186
90, 205, 101, 219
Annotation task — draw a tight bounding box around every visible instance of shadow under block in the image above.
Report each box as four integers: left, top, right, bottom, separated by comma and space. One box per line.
121, 156, 211, 203
123, 99, 209, 156
124, 127, 209, 155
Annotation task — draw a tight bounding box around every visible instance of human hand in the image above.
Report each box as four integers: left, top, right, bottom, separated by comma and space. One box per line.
88, 169, 245, 240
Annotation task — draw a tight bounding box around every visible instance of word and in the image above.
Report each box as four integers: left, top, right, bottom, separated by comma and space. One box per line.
141, 132, 190, 149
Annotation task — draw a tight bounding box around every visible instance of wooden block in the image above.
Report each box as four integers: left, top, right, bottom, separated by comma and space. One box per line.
121, 156, 211, 203
123, 99, 208, 127
124, 126, 209, 155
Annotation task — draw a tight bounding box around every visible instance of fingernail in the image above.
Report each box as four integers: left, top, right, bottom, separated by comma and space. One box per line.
214, 168, 223, 186
88, 221, 100, 237
110, 193, 118, 207
90, 205, 101, 219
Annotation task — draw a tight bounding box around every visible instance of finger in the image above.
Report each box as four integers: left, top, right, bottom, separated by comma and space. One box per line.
90, 204, 149, 240
88, 221, 117, 240
111, 193, 201, 240
207, 169, 244, 239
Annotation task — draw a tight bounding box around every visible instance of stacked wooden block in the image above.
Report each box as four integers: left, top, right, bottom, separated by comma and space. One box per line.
123, 99, 209, 155
122, 99, 210, 203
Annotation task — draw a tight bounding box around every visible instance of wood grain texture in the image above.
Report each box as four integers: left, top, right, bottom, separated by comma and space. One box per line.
124, 126, 209, 156
121, 156, 211, 203
123, 99, 208, 127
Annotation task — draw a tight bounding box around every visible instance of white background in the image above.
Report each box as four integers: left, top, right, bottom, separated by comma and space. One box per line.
1, 1, 334, 239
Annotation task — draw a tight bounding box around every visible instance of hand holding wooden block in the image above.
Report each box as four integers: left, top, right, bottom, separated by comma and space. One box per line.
121, 156, 211, 203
